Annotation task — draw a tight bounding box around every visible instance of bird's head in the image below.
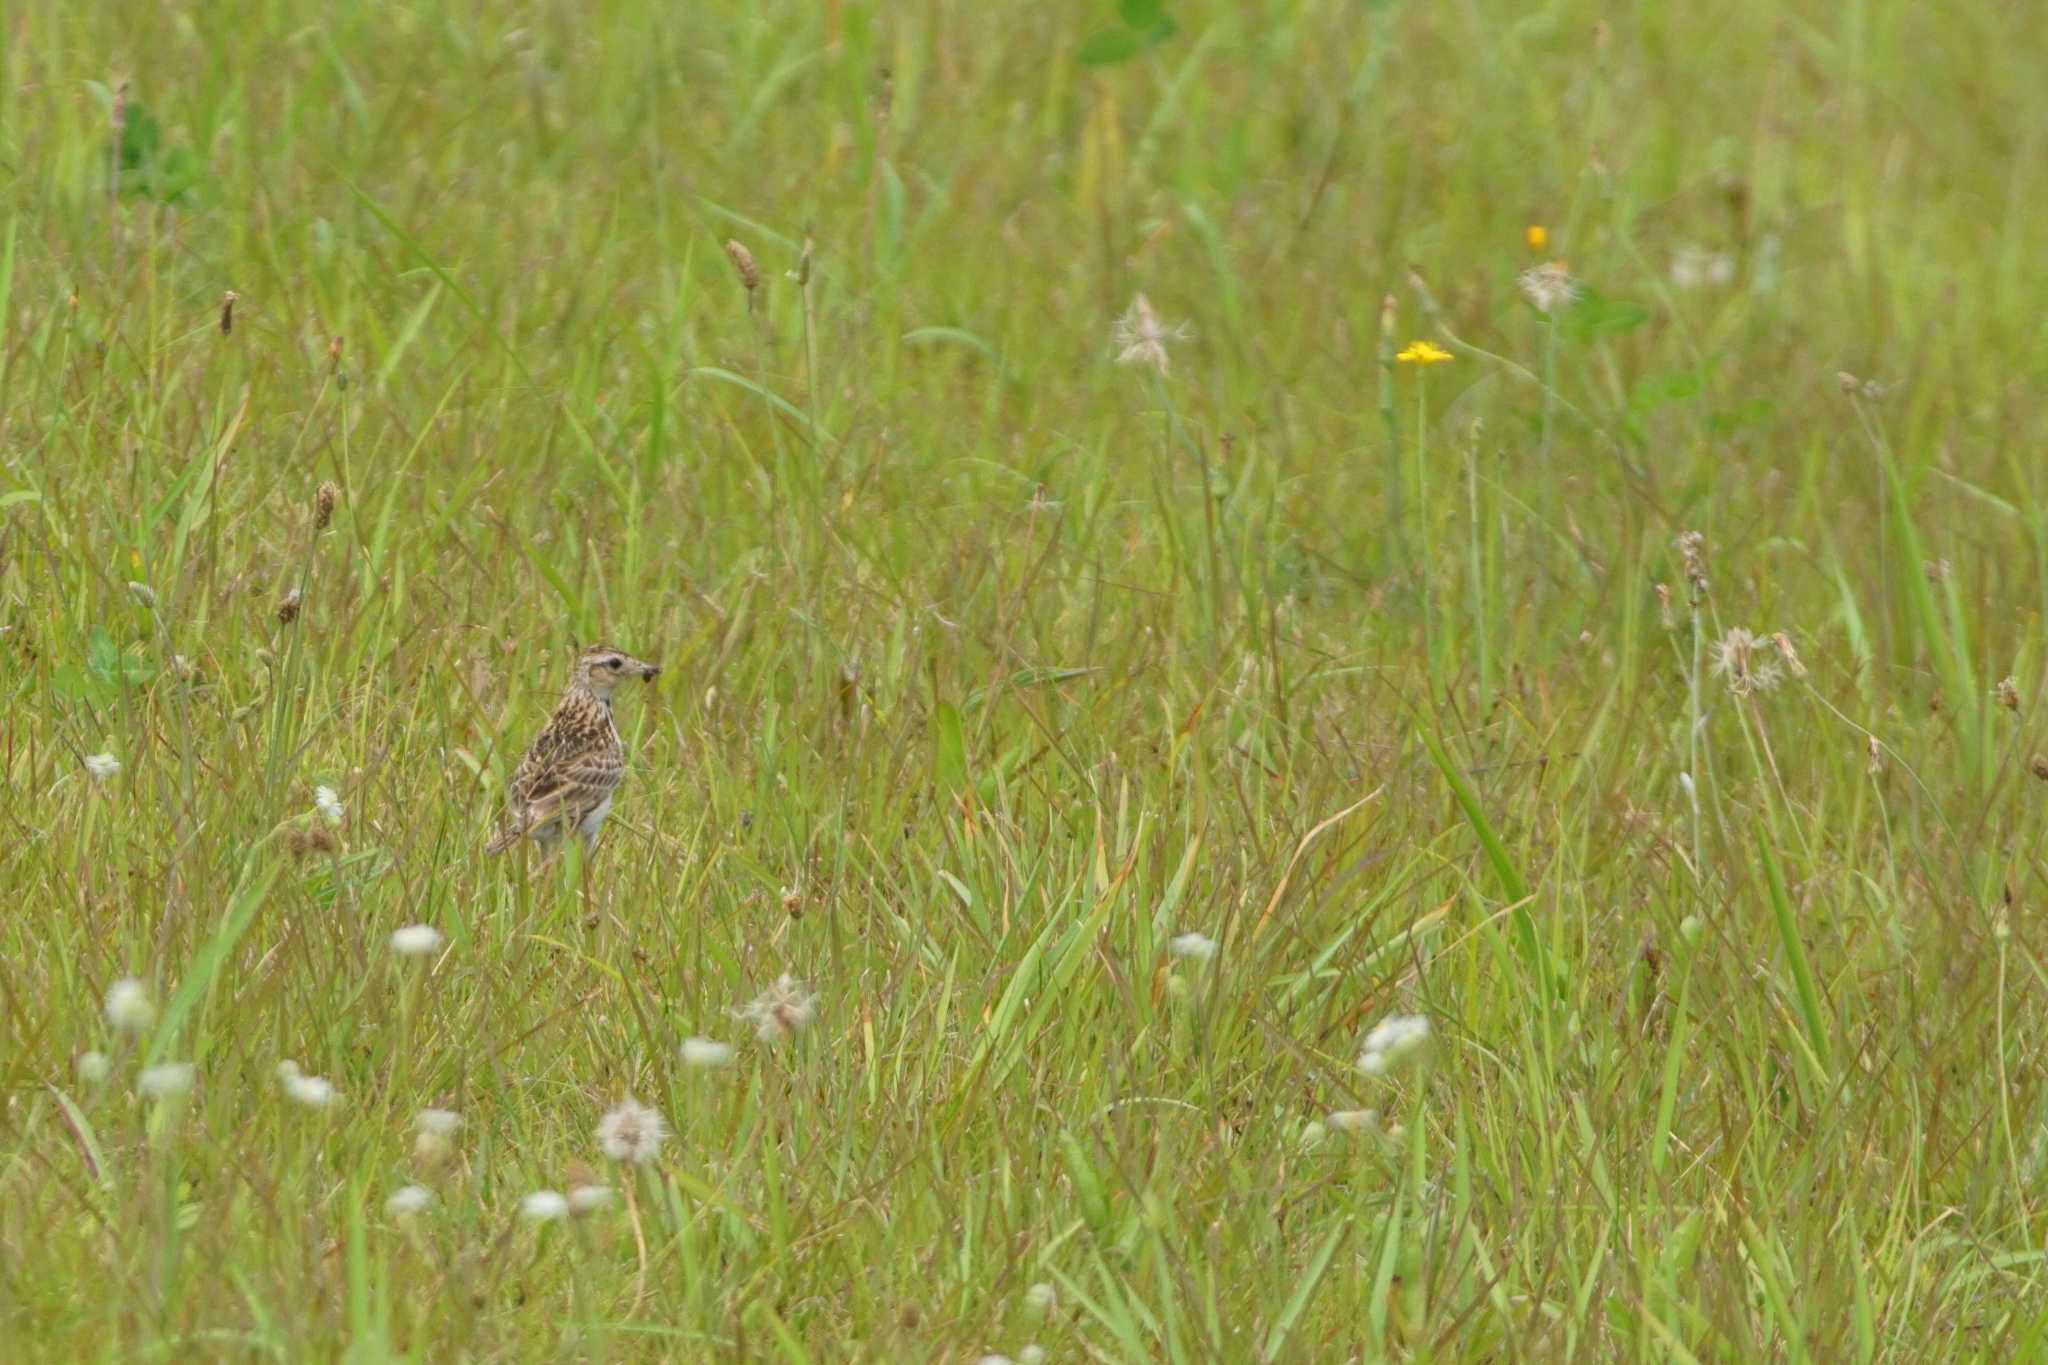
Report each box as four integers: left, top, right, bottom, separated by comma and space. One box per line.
572, 644, 662, 700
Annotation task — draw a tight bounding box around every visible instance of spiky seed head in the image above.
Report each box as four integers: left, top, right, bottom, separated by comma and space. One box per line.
724, 240, 760, 293
314, 480, 340, 530
276, 586, 302, 624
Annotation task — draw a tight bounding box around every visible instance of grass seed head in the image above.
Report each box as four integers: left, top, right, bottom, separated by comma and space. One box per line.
314, 480, 339, 531
724, 239, 760, 293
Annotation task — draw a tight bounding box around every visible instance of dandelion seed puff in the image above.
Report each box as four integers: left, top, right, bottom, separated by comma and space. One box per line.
85, 752, 122, 782
737, 973, 817, 1043
681, 1037, 735, 1068
415, 1107, 463, 1137
390, 924, 445, 958
1167, 932, 1218, 962
1710, 627, 1782, 698
314, 786, 345, 825
76, 1051, 111, 1085
385, 1185, 433, 1217
520, 1190, 569, 1222
1361, 1013, 1431, 1061
1518, 261, 1579, 315
1110, 293, 1188, 377
282, 1071, 341, 1109
1017, 1347, 1046, 1365
1022, 1282, 1058, 1320
137, 1062, 195, 1099
568, 1184, 614, 1215
1328, 1108, 1378, 1132
595, 1098, 668, 1165
104, 978, 154, 1034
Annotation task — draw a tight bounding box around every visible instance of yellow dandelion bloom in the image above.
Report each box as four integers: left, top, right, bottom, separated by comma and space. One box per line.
1396, 340, 1454, 366
1525, 224, 1548, 250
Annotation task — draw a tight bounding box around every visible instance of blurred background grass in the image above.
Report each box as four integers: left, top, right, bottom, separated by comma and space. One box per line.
4, 0, 2048, 1358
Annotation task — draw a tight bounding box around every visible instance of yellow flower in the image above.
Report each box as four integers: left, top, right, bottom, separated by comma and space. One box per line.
1525, 224, 1548, 250
1396, 340, 1454, 366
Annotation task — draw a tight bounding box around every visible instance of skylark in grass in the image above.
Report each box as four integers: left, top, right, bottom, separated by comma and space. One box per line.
484, 644, 661, 858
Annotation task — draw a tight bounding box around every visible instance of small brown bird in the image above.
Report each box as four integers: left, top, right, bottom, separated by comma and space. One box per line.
485, 644, 661, 858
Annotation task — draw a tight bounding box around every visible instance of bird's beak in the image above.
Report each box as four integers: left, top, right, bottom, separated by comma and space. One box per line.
641, 662, 662, 681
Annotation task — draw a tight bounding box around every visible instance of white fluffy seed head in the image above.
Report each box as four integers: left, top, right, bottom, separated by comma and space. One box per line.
76, 1051, 112, 1085
1022, 1282, 1057, 1320
314, 785, 345, 824
520, 1190, 569, 1222
85, 751, 122, 781
595, 1098, 668, 1165
385, 1185, 433, 1217
104, 978, 154, 1034
1328, 1108, 1379, 1132
1357, 1013, 1431, 1075
283, 1071, 341, 1109
1018, 1347, 1047, 1365
738, 973, 817, 1043
390, 924, 445, 958
681, 1036, 735, 1068
568, 1184, 614, 1215
137, 1062, 195, 1099
1167, 932, 1218, 962
415, 1107, 463, 1137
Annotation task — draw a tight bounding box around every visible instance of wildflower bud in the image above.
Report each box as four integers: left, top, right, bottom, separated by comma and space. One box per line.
1837, 371, 1862, 394
1524, 224, 1548, 251
220, 290, 237, 336
1676, 531, 1709, 600
724, 240, 760, 294
328, 335, 344, 372
1654, 582, 1675, 630
793, 235, 813, 287
1378, 293, 1398, 339
276, 587, 302, 624
314, 480, 340, 531
1994, 676, 2020, 712
1865, 735, 1883, 776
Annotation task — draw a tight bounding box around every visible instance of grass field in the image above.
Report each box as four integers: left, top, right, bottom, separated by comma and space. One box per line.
5, 0, 2048, 1358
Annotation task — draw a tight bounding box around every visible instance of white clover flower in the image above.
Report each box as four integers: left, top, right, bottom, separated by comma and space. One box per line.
314, 785, 345, 825
681, 1036, 735, 1068
390, 924, 445, 958
137, 1062, 195, 1099
415, 1107, 463, 1137
76, 1051, 112, 1085
520, 1190, 569, 1222
736, 973, 816, 1043
568, 1184, 614, 1215
104, 978, 154, 1034
1167, 932, 1218, 962
85, 752, 122, 782
1327, 1108, 1379, 1132
596, 1098, 668, 1165
385, 1185, 433, 1217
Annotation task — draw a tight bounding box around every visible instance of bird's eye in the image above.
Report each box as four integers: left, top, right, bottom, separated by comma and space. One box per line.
605, 657, 624, 669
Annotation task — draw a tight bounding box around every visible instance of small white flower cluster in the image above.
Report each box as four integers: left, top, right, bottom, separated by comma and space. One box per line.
1356, 1013, 1431, 1076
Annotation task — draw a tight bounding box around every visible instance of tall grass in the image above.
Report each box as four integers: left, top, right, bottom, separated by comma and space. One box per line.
4, 0, 2048, 1358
